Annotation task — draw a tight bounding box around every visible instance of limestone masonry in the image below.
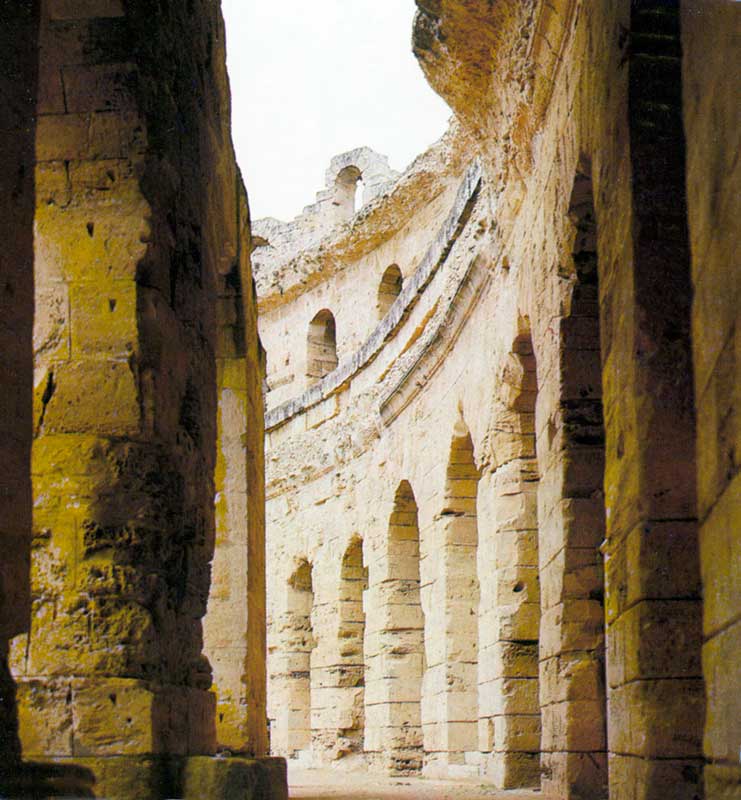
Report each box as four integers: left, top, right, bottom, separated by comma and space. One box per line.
0, 1, 738, 800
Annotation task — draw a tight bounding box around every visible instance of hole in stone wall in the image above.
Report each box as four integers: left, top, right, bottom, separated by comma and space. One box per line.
334, 165, 363, 220
306, 309, 338, 385
86, 221, 94, 237
377, 264, 403, 320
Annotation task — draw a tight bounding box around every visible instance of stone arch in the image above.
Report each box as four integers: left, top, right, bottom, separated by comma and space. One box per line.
426, 417, 481, 774
334, 165, 363, 219
477, 323, 541, 789
377, 264, 403, 319
307, 309, 338, 385
324, 147, 398, 224
269, 558, 315, 759
366, 480, 425, 773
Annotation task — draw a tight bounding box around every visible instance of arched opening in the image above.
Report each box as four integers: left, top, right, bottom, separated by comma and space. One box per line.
366, 481, 425, 774
270, 559, 315, 760
478, 326, 542, 788
427, 421, 480, 774
335, 537, 368, 757
377, 264, 403, 319
334, 165, 363, 220
306, 309, 338, 385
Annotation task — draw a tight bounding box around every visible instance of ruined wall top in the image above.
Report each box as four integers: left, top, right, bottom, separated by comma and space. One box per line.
251, 127, 475, 311
251, 146, 399, 278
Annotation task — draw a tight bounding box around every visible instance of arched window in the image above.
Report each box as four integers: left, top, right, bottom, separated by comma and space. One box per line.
377, 264, 403, 319
307, 309, 338, 385
334, 165, 363, 220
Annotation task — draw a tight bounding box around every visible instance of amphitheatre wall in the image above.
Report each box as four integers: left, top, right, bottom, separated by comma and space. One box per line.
258, 2, 739, 799
0, 1, 736, 799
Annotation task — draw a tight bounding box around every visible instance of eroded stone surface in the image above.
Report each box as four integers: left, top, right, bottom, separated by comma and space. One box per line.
0, 2, 737, 800
257, 4, 737, 800
1, 1, 274, 798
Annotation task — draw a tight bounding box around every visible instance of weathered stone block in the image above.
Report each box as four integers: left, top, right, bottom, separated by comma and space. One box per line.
70, 678, 157, 757
542, 750, 607, 800
69, 279, 136, 357
40, 360, 141, 436
540, 699, 606, 752
182, 756, 288, 800
607, 600, 702, 687
16, 679, 74, 757
482, 748, 541, 789
608, 753, 703, 800
62, 64, 136, 114
493, 713, 541, 753
702, 621, 741, 764
608, 679, 704, 758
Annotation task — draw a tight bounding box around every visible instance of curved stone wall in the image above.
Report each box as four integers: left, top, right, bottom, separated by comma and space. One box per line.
257, 3, 736, 800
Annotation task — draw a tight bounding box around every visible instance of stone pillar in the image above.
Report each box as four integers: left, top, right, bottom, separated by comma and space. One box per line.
682, 4, 740, 798
204, 189, 268, 758
309, 538, 366, 764
6, 2, 276, 797
537, 323, 607, 799
603, 5, 704, 798
268, 561, 314, 760
423, 430, 479, 777
365, 482, 425, 773
308, 557, 347, 765
0, 0, 37, 780
478, 339, 541, 789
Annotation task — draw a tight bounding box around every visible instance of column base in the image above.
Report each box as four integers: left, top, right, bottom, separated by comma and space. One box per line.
0, 760, 96, 798
182, 756, 287, 800
0, 756, 287, 800
481, 750, 541, 789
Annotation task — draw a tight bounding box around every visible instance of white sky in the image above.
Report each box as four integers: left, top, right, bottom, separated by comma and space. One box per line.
221, 1, 452, 222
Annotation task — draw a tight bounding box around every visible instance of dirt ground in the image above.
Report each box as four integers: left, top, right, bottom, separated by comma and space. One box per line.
288, 765, 541, 800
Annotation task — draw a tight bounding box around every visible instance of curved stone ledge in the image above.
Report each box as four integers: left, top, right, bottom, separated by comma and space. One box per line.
379, 251, 491, 426
265, 161, 482, 432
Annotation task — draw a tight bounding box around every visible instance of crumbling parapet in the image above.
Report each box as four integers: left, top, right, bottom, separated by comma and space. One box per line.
252, 147, 399, 274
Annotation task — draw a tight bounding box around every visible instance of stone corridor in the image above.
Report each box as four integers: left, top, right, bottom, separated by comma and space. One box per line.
0, 1, 738, 799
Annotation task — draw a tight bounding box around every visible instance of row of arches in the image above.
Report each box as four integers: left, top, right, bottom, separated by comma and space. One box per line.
269, 168, 620, 790
305, 264, 404, 386
269, 374, 543, 777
